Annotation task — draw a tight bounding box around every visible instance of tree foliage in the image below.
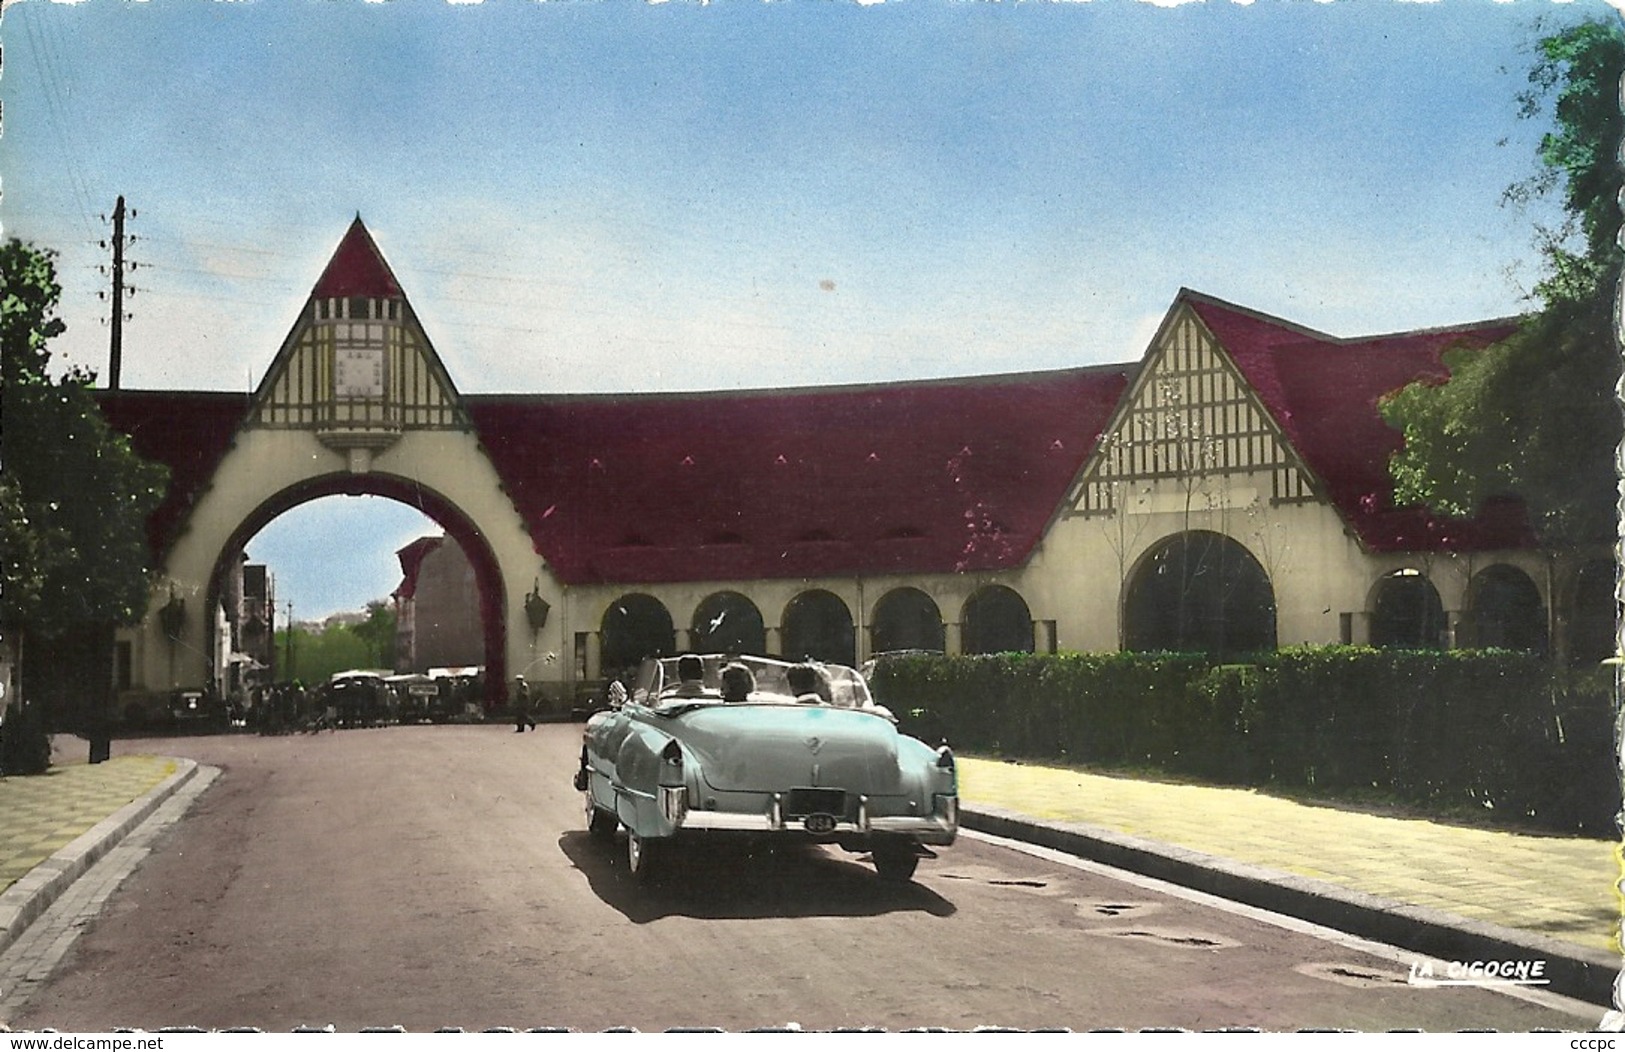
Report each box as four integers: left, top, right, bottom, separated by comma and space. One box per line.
0, 239, 169, 635
276, 612, 394, 685
1382, 19, 1624, 546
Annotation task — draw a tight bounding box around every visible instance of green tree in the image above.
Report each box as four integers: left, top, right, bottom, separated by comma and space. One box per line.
351, 600, 397, 669
1, 240, 169, 634
1382, 19, 1624, 546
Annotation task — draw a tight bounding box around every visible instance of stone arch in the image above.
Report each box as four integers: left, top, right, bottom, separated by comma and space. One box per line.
1369, 569, 1446, 649
691, 591, 766, 655
205, 472, 507, 700
600, 593, 676, 677
781, 590, 855, 665
1466, 564, 1547, 654
1123, 531, 1276, 655
961, 585, 1035, 655
871, 587, 945, 655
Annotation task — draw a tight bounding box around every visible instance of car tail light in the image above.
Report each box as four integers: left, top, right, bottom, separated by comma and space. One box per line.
659, 784, 688, 825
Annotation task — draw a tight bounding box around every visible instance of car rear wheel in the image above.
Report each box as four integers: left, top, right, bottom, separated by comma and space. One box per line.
585, 791, 618, 839
873, 844, 920, 882
626, 830, 664, 882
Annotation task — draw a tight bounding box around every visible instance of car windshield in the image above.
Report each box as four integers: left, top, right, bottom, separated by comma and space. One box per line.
632, 655, 874, 711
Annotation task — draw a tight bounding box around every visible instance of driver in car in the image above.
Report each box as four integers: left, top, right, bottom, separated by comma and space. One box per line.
667, 654, 718, 699
787, 663, 826, 704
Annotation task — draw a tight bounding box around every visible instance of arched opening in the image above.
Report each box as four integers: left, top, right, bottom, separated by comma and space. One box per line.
206, 473, 508, 706
871, 587, 945, 655
781, 590, 855, 665
1123, 531, 1276, 655
691, 592, 766, 655
600, 594, 676, 677
1369, 569, 1446, 649
1467, 565, 1547, 654
1567, 559, 1617, 667
962, 585, 1034, 655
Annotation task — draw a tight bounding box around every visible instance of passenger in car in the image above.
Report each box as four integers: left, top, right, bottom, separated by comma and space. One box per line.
720, 662, 756, 703
787, 663, 825, 704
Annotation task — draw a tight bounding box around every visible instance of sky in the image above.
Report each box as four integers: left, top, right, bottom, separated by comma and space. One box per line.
4, 0, 1618, 619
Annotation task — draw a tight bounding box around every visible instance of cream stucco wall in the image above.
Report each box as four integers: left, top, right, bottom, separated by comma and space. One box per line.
122, 426, 567, 698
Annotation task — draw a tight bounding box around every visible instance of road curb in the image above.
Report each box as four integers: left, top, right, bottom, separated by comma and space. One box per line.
0, 758, 199, 959
962, 804, 1619, 1007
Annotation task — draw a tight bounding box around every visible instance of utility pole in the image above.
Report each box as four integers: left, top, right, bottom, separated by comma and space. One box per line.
284, 601, 297, 682
100, 196, 136, 389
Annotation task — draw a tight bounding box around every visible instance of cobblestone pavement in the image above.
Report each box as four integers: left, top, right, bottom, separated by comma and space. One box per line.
957, 757, 1621, 955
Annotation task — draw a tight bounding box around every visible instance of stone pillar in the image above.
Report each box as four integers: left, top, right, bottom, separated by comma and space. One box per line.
765, 626, 782, 657
944, 621, 963, 657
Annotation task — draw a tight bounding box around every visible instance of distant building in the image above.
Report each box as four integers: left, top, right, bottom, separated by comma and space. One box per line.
393, 535, 481, 674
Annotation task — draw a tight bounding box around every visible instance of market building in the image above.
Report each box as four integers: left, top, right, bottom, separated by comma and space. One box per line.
97, 219, 1612, 713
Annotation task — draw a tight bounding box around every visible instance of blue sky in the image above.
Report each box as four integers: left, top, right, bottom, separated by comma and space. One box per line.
3, 0, 1615, 619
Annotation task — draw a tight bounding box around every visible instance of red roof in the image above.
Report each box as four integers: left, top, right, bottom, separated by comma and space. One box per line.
1183, 291, 1532, 552
467, 368, 1133, 585
95, 390, 252, 559
311, 218, 403, 299
393, 536, 445, 601
94, 283, 1539, 581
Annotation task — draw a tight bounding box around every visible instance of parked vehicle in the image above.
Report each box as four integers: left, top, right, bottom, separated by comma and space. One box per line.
576, 654, 957, 883
387, 674, 440, 724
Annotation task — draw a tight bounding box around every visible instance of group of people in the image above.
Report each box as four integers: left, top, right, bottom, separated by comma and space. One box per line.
666, 654, 827, 705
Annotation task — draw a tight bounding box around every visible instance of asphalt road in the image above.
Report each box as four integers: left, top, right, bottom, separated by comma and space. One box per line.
8, 725, 1604, 1032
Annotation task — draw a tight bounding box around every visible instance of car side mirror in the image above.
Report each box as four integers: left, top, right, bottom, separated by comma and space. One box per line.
607, 681, 628, 710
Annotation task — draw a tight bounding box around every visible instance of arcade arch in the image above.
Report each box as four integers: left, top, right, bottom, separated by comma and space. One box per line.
1369, 569, 1446, 649
871, 587, 946, 654
1566, 559, 1616, 667
781, 590, 856, 665
600, 593, 677, 676
1123, 531, 1276, 655
691, 591, 767, 655
1466, 564, 1547, 653
962, 585, 1035, 655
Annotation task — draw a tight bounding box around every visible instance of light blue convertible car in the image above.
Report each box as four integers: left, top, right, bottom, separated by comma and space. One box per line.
575, 654, 958, 883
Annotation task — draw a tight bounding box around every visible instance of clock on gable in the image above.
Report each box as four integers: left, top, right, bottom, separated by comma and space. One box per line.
335, 342, 385, 398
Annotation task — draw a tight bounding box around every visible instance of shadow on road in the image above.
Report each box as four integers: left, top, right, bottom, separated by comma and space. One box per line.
559, 831, 958, 923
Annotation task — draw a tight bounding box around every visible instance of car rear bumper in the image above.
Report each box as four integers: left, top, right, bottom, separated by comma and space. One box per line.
675, 790, 957, 845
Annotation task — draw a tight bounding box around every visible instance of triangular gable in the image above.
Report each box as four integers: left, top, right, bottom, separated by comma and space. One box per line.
1067, 291, 1320, 518
1189, 292, 1528, 551
251, 219, 467, 430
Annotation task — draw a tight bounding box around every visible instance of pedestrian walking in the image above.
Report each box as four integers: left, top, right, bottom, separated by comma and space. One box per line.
513, 675, 536, 732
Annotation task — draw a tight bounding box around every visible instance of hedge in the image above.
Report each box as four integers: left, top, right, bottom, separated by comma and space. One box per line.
869, 647, 1618, 835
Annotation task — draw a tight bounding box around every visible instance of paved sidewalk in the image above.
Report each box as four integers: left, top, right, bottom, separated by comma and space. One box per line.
958, 757, 1621, 1005
0, 743, 195, 959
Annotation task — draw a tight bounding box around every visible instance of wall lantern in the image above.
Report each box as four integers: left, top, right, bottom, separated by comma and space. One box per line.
159, 593, 187, 641
525, 581, 551, 633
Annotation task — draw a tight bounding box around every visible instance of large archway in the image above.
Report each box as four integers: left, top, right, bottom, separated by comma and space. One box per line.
962, 585, 1035, 655
871, 587, 946, 655
1467, 564, 1547, 654
781, 590, 856, 665
206, 473, 508, 701
1123, 531, 1276, 656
